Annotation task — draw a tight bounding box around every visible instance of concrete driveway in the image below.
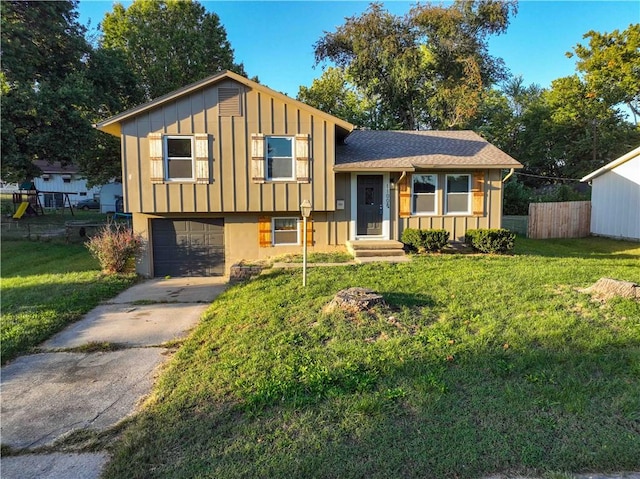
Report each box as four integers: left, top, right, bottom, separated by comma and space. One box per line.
0, 277, 227, 479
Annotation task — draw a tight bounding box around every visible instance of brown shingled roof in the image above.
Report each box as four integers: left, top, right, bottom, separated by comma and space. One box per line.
335, 130, 522, 170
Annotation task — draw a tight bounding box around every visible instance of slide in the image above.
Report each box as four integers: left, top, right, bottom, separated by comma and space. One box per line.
12, 201, 29, 219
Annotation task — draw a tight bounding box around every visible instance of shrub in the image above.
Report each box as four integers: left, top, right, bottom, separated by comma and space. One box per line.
401, 228, 449, 253
86, 223, 143, 273
423, 229, 449, 252
401, 228, 424, 253
464, 228, 515, 254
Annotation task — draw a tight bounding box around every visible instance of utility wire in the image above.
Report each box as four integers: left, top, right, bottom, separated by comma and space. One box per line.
514, 171, 584, 182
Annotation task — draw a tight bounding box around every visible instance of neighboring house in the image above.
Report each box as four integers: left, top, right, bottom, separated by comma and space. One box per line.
96, 70, 522, 277
99, 182, 124, 214
32, 160, 101, 208
581, 146, 640, 241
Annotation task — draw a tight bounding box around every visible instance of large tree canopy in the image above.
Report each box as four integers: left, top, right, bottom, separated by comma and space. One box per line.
297, 67, 380, 128
100, 0, 245, 101
1, 0, 93, 182
568, 24, 640, 123
312, 0, 517, 129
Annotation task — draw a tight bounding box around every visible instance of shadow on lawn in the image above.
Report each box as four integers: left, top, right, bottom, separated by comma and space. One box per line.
515, 236, 640, 260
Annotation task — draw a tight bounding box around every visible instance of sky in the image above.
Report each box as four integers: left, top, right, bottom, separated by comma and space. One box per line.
78, 1, 640, 98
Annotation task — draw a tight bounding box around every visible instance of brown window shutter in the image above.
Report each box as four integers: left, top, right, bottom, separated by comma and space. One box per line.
299, 217, 313, 246
399, 174, 411, 218
148, 133, 164, 184
295, 134, 310, 183
472, 171, 485, 216
251, 134, 265, 183
194, 134, 210, 184
258, 216, 271, 247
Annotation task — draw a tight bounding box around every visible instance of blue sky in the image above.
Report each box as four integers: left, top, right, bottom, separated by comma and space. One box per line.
78, 1, 640, 97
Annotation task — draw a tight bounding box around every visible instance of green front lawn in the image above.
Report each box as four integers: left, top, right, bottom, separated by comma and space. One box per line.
1, 240, 137, 363
103, 237, 640, 478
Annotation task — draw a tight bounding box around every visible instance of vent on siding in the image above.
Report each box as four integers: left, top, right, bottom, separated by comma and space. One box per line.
218, 87, 242, 116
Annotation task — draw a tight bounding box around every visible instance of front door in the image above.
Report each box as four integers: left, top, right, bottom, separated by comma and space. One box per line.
356, 175, 383, 236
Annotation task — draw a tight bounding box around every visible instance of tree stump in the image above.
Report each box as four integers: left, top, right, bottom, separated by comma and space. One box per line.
324, 287, 385, 314
579, 278, 640, 301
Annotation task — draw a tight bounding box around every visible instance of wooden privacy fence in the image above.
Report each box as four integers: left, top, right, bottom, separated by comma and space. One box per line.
527, 201, 591, 239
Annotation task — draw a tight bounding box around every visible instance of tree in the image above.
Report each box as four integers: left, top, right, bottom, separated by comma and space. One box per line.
411, 0, 517, 128
568, 24, 640, 123
1, 0, 93, 182
312, 1, 517, 130
100, 0, 245, 101
1, 1, 145, 185
297, 67, 380, 128
79, 47, 145, 186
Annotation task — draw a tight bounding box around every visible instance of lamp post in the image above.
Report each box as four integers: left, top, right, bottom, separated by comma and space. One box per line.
300, 199, 312, 287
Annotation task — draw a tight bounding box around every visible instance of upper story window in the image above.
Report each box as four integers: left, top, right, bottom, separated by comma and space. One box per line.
165, 136, 195, 181
412, 174, 437, 215
445, 174, 471, 214
251, 133, 310, 184
266, 136, 295, 181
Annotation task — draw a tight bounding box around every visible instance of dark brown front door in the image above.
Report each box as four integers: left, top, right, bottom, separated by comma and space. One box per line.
357, 175, 383, 236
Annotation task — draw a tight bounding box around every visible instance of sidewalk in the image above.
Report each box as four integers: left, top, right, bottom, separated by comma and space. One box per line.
0, 277, 227, 479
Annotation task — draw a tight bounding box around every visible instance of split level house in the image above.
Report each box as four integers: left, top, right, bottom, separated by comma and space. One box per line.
96, 70, 522, 277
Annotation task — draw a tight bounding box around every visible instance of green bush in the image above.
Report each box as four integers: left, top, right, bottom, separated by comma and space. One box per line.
86, 223, 143, 273
464, 228, 515, 254
401, 228, 424, 253
401, 228, 449, 253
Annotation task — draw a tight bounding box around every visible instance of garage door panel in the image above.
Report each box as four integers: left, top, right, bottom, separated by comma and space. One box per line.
152, 219, 225, 277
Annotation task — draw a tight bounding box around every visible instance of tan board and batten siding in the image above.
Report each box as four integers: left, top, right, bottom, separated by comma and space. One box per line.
121, 80, 335, 215
396, 169, 504, 241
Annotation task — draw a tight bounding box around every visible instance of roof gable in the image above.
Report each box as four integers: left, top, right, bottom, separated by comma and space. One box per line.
95, 70, 353, 138
335, 130, 522, 170
581, 145, 640, 182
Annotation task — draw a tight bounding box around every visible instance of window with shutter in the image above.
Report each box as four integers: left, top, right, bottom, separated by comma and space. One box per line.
165, 136, 195, 181
252, 134, 311, 183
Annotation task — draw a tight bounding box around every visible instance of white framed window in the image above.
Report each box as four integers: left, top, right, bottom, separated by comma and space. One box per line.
266, 136, 295, 180
164, 136, 195, 181
412, 174, 437, 215
272, 217, 299, 245
445, 174, 471, 214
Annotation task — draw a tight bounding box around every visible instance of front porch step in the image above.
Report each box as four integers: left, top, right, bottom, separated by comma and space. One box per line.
346, 240, 407, 262
355, 255, 411, 264
353, 248, 406, 257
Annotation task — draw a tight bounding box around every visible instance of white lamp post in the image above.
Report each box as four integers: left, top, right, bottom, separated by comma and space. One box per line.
300, 199, 312, 287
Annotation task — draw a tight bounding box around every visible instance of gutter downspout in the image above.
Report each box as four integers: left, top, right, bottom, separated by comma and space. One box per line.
502, 168, 515, 183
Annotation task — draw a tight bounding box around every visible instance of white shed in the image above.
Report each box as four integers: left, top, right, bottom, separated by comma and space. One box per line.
581, 146, 640, 241
99, 182, 123, 213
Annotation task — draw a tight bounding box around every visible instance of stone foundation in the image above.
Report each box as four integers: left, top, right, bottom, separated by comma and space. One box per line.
229, 263, 264, 282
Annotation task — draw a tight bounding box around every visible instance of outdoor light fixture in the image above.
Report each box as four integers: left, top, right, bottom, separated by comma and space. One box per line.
300, 199, 312, 286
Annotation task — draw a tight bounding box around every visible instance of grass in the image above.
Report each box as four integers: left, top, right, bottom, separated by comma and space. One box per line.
102, 237, 640, 478
1, 240, 137, 364
272, 251, 354, 263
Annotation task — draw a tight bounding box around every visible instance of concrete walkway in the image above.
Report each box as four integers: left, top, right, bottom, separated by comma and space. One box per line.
0, 277, 227, 479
